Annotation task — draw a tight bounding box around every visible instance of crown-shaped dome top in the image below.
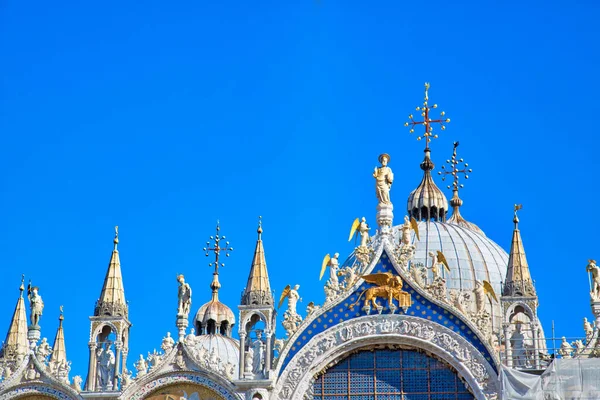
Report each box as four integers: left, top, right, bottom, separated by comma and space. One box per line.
407, 149, 449, 221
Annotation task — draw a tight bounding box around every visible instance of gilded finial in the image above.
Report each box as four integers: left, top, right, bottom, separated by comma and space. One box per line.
203, 221, 234, 275
404, 82, 450, 150
257, 216, 263, 238
20, 274, 24, 293
439, 141, 472, 195
59, 305, 64, 322
513, 204, 523, 225
114, 225, 119, 250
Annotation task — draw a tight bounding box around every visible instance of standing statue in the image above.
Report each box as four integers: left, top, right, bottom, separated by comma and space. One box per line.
177, 275, 192, 318
36, 337, 52, 363
27, 285, 44, 327
161, 332, 175, 352
587, 260, 600, 301
279, 285, 301, 317
373, 153, 394, 205
358, 218, 370, 248
251, 332, 265, 375
510, 324, 528, 368
584, 317, 594, 342
96, 343, 115, 390
320, 253, 339, 285
428, 251, 450, 281
473, 280, 498, 314
134, 354, 148, 377
245, 348, 254, 374
558, 337, 573, 359
400, 216, 420, 245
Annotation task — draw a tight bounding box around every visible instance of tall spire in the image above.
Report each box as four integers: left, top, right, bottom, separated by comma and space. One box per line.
50, 306, 67, 367
95, 226, 127, 318
405, 83, 450, 221
503, 205, 536, 297
241, 217, 273, 306
0, 276, 29, 360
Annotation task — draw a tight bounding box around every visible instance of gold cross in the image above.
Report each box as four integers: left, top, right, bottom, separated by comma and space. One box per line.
203, 221, 233, 274
439, 141, 472, 191
404, 82, 450, 149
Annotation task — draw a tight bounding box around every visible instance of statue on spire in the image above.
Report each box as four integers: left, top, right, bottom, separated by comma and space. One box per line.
373, 153, 394, 206
27, 282, 44, 328
177, 274, 192, 318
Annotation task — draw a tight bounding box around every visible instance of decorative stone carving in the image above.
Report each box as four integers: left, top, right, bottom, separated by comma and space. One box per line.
35, 338, 52, 364
23, 363, 39, 381
134, 354, 148, 378
161, 332, 175, 352
275, 315, 497, 400
281, 285, 303, 337
147, 349, 162, 371
173, 348, 186, 370
584, 317, 594, 343
185, 328, 197, 346
125, 372, 239, 400
409, 263, 427, 287
71, 375, 83, 392
425, 277, 448, 303
306, 302, 321, 317
558, 337, 573, 359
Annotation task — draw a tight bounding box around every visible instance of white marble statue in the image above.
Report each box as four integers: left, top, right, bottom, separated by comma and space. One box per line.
174, 348, 186, 369
473, 281, 486, 314
400, 216, 412, 245
57, 360, 70, 384
328, 253, 339, 286
245, 348, 254, 373
24, 363, 38, 381
71, 375, 83, 392
96, 343, 115, 390
185, 328, 197, 346
36, 337, 52, 363
161, 332, 175, 352
120, 369, 132, 389
177, 274, 192, 318
558, 337, 573, 359
584, 317, 594, 342
373, 153, 394, 205
285, 285, 301, 316
134, 354, 147, 377
28, 286, 44, 327
358, 217, 370, 248
587, 260, 600, 300
510, 324, 528, 368
252, 332, 265, 375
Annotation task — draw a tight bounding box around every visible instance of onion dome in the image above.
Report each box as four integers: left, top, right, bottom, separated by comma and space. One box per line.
194, 272, 236, 336
407, 149, 449, 221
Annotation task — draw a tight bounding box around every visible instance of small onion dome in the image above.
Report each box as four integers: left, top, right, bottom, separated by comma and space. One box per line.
193, 334, 240, 378
195, 299, 236, 336
407, 149, 448, 221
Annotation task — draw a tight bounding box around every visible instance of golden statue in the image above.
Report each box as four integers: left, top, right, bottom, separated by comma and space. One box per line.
353, 272, 411, 310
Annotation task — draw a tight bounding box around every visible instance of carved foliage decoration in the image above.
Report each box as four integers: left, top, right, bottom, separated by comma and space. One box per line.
274, 315, 499, 400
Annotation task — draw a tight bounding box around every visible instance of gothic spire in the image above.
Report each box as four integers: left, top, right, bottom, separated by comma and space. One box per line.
502, 205, 536, 297
49, 306, 67, 367
241, 217, 273, 306
1, 276, 29, 360
95, 226, 128, 318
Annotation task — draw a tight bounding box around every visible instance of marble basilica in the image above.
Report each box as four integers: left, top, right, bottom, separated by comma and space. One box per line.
1, 84, 599, 400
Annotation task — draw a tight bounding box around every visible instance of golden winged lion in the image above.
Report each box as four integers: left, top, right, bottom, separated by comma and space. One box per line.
352, 272, 412, 310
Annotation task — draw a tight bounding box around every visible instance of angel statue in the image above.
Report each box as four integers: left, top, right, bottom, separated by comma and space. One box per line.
587, 260, 600, 301
400, 215, 420, 245
177, 274, 192, 318
349, 217, 370, 248
27, 283, 44, 327
320, 253, 339, 285
279, 285, 301, 316
428, 251, 451, 281
473, 280, 498, 315
373, 153, 394, 205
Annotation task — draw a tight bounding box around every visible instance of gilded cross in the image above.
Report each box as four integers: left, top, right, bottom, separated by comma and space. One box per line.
404, 82, 451, 149
203, 221, 233, 274
439, 141, 472, 191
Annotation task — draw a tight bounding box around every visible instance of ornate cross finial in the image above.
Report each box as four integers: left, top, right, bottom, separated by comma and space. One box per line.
404, 82, 450, 150
513, 204, 523, 225
439, 141, 472, 191
203, 221, 234, 275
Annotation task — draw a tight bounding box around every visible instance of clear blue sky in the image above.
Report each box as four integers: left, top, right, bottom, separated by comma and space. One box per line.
1, 1, 598, 378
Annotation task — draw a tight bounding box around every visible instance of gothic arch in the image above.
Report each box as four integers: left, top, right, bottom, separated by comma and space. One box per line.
273, 315, 499, 400
0, 384, 79, 400
504, 302, 536, 324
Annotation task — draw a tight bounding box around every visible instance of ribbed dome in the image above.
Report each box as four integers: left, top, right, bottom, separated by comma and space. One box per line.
400, 221, 508, 329
196, 300, 235, 325
193, 334, 240, 378
407, 150, 449, 222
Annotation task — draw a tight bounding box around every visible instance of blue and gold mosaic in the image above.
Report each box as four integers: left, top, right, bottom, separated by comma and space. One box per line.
280, 250, 496, 373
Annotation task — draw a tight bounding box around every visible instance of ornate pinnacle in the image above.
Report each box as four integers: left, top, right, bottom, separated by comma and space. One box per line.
203, 221, 234, 275
404, 82, 451, 150
113, 226, 119, 250
513, 204, 523, 225
438, 141, 472, 195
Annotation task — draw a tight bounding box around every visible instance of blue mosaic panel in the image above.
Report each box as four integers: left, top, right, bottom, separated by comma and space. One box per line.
313, 349, 474, 400
281, 251, 495, 372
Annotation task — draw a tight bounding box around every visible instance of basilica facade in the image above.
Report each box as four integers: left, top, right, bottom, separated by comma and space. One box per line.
1, 84, 598, 400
